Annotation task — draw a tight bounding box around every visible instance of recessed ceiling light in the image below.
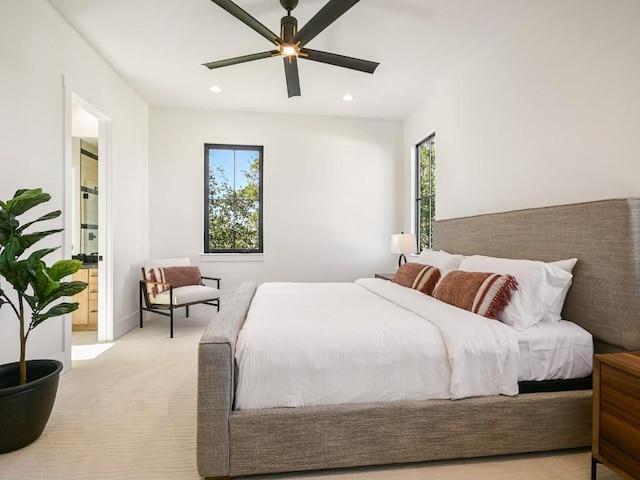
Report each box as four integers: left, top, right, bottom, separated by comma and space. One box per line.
210, 85, 222, 93
342, 94, 354, 102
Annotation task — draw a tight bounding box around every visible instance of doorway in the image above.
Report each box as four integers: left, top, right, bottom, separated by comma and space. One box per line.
64, 88, 114, 366
71, 110, 99, 342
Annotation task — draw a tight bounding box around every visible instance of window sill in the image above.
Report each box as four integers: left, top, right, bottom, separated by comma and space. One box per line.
200, 253, 265, 262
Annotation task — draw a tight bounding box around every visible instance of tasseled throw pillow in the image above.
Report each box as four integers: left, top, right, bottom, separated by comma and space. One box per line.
432, 270, 518, 320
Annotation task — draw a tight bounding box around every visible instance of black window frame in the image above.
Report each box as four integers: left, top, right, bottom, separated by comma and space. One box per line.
203, 143, 264, 254
415, 133, 436, 251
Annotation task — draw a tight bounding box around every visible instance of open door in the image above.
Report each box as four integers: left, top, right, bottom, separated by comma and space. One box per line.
63, 83, 114, 369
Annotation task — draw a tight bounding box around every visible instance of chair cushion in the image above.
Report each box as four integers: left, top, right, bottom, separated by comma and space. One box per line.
151, 285, 221, 306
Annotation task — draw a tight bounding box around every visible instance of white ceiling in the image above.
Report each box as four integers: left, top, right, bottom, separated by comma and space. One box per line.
48, 0, 526, 120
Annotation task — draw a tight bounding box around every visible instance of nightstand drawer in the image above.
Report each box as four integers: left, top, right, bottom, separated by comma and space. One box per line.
599, 437, 640, 478
601, 385, 640, 430
602, 364, 640, 401
593, 352, 640, 480
600, 411, 640, 459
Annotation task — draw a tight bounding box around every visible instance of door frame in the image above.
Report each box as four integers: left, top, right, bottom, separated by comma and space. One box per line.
63, 81, 114, 369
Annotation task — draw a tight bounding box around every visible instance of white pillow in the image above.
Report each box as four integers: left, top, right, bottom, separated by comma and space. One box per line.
458, 255, 575, 330
543, 258, 578, 322
414, 250, 464, 277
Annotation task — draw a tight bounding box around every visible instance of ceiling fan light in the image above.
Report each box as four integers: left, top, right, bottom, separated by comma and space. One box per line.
282, 45, 297, 57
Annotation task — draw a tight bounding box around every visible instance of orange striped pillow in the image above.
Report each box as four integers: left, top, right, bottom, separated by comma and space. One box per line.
392, 263, 441, 295
432, 271, 518, 319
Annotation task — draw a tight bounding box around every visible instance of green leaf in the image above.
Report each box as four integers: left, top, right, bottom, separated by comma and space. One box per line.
16, 210, 61, 235
34, 281, 87, 311
27, 247, 59, 265
5, 189, 50, 216
21, 293, 37, 312
31, 266, 58, 300
0, 214, 15, 245
55, 280, 88, 298
0, 238, 30, 292
17, 229, 63, 252
0, 214, 19, 246
48, 259, 83, 281
32, 302, 79, 327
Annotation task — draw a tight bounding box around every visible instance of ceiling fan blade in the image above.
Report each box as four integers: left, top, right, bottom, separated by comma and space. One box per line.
211, 0, 281, 45
293, 0, 360, 46
302, 48, 379, 74
283, 57, 301, 97
203, 50, 279, 69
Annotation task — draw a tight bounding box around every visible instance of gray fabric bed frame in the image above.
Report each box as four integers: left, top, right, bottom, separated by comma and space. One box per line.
197, 198, 640, 479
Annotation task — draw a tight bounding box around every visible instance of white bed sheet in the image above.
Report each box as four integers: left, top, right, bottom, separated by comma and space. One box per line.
516, 320, 593, 381
234, 280, 520, 410
235, 282, 452, 410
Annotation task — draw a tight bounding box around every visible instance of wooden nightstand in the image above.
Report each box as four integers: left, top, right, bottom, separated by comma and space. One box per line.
592, 352, 640, 480
375, 273, 395, 281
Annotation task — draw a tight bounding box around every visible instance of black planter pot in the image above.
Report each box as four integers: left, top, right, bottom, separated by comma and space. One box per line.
0, 359, 63, 454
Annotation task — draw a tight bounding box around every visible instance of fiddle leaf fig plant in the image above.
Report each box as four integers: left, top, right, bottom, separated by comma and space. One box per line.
0, 188, 87, 385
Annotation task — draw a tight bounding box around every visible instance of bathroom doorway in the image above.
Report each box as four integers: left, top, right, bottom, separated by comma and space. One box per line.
64, 89, 114, 364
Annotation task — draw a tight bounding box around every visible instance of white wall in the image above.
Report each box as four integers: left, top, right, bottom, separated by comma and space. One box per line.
404, 0, 640, 222
0, 1, 149, 366
149, 108, 402, 292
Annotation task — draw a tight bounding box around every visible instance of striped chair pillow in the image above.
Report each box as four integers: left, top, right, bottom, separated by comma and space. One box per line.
392, 263, 441, 295
146, 266, 202, 300
432, 270, 518, 319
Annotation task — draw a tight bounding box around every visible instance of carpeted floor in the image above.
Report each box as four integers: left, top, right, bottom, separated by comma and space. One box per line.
0, 311, 621, 480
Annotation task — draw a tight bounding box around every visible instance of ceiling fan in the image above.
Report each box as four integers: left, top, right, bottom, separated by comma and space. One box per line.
203, 0, 379, 98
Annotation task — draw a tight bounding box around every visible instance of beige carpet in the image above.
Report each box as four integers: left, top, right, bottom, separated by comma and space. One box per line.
0, 310, 621, 480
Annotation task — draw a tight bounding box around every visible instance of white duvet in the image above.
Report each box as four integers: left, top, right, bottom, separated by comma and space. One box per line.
234, 279, 520, 410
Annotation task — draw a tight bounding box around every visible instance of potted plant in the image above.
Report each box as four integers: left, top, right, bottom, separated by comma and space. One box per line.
0, 188, 87, 453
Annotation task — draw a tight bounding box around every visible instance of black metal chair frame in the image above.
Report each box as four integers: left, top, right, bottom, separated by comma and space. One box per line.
139, 271, 220, 338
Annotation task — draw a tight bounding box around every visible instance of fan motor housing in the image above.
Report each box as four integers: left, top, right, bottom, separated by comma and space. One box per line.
281, 15, 298, 41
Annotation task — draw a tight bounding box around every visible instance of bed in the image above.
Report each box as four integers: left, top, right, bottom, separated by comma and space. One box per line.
197, 198, 640, 479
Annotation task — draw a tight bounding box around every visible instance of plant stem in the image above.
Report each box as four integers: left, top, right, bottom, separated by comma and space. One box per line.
19, 296, 26, 385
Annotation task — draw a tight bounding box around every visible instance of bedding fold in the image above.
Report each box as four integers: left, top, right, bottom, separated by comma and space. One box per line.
356, 278, 520, 399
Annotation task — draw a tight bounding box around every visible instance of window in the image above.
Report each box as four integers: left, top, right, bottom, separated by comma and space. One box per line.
204, 144, 263, 253
415, 133, 436, 251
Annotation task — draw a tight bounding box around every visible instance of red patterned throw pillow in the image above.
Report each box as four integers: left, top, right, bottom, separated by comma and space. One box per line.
392, 263, 442, 295
432, 270, 518, 319
147, 266, 202, 299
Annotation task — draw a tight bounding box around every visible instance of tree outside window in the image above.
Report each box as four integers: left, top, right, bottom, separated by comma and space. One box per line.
204, 144, 263, 253
415, 134, 435, 251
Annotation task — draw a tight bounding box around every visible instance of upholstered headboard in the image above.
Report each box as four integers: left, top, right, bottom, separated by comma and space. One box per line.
433, 198, 640, 353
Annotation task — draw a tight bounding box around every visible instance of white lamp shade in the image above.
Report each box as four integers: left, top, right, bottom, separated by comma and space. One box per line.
390, 233, 417, 254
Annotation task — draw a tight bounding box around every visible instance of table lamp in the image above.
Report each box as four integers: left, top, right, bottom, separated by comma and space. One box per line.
390, 233, 416, 267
